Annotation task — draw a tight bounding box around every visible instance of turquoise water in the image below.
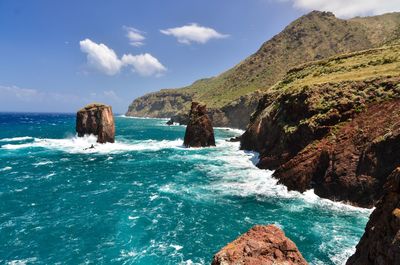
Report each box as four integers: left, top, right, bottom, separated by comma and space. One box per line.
0, 113, 371, 265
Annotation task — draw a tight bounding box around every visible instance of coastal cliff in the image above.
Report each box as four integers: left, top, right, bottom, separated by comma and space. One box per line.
241, 44, 400, 207
346, 168, 400, 264
126, 11, 400, 128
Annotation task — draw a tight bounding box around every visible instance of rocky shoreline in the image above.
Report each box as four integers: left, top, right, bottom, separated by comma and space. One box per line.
124, 11, 400, 265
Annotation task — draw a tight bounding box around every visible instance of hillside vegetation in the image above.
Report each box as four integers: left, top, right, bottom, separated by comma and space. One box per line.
127, 11, 400, 119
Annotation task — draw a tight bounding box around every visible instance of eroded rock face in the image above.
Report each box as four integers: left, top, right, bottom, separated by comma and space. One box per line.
76, 103, 115, 144
274, 100, 400, 208
183, 102, 215, 147
346, 168, 400, 265
211, 225, 308, 265
241, 77, 400, 207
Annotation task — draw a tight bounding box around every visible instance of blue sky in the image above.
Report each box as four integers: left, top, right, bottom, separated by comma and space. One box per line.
1, 0, 399, 113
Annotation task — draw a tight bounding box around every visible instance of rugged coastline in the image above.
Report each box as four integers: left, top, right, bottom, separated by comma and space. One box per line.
123, 10, 400, 265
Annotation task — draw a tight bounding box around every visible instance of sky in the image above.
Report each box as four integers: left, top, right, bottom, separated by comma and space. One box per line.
1, 0, 399, 113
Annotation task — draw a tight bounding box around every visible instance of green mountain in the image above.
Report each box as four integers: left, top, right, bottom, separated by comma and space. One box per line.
126, 11, 400, 128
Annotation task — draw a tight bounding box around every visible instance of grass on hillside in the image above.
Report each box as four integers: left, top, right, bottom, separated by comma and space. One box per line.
273, 44, 400, 93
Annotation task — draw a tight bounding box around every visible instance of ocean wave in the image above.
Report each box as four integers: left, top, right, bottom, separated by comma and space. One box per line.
163, 141, 372, 214
33, 161, 53, 167
118, 115, 169, 120
0, 166, 12, 171
213, 127, 245, 134
1, 135, 188, 154
0, 136, 33, 142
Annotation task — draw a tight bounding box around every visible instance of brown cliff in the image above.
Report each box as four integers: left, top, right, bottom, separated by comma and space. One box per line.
346, 168, 400, 264
183, 102, 215, 147
240, 43, 400, 207
211, 225, 308, 265
275, 100, 400, 208
76, 103, 115, 144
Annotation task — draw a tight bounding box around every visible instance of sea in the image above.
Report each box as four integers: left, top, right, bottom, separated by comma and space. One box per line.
0, 113, 372, 265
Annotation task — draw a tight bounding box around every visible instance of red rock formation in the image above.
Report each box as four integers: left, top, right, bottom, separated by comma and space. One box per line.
211, 225, 308, 265
274, 100, 400, 208
76, 103, 115, 144
183, 102, 215, 147
241, 76, 400, 207
346, 168, 400, 265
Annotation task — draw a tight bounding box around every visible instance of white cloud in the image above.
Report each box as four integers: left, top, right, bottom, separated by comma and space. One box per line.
124, 26, 146, 47
79, 39, 123, 75
284, 0, 400, 18
122, 53, 167, 77
160, 23, 229, 44
0, 85, 40, 101
79, 38, 166, 77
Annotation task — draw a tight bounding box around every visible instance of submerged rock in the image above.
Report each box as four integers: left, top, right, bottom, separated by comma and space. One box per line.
211, 225, 308, 265
76, 103, 115, 144
183, 102, 215, 147
346, 168, 400, 265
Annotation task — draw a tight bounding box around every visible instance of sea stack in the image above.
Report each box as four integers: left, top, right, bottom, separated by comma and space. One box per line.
211, 225, 308, 265
183, 102, 215, 147
76, 103, 115, 144
346, 167, 400, 265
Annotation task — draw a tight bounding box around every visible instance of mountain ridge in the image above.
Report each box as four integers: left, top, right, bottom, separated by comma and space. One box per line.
126, 11, 400, 128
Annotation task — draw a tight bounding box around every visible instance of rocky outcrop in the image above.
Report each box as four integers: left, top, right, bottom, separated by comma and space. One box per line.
211, 225, 308, 265
183, 102, 215, 147
76, 103, 115, 144
346, 168, 400, 264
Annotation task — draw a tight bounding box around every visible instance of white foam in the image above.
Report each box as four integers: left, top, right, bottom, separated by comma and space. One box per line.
33, 161, 53, 167
1, 135, 186, 154
0, 166, 12, 171
214, 127, 245, 134
118, 115, 169, 120
179, 260, 204, 265
0, 136, 33, 142
164, 141, 372, 214
7, 257, 37, 265
170, 244, 183, 251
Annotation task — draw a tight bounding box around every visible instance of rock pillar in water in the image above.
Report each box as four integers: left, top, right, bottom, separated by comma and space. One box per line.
211, 225, 308, 265
76, 103, 115, 143
183, 102, 215, 147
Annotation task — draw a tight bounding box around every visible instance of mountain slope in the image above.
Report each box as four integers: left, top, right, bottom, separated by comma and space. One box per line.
126, 11, 400, 127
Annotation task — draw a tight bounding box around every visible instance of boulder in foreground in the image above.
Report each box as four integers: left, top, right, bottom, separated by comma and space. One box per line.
346, 167, 400, 265
211, 225, 308, 265
76, 103, 115, 144
183, 102, 215, 147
